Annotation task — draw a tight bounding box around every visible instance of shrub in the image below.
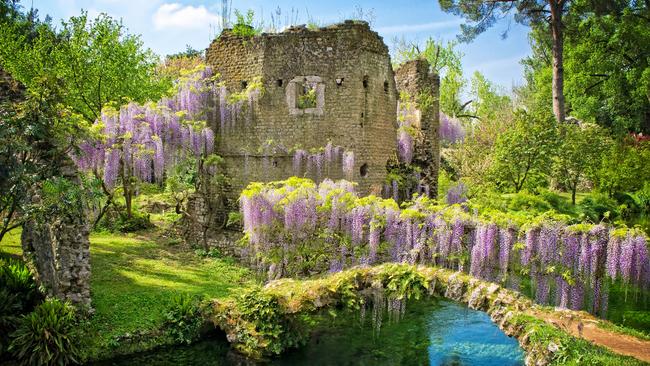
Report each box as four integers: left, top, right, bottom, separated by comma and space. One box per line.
9, 298, 81, 366
536, 188, 575, 214
578, 193, 620, 223
96, 206, 153, 233
163, 293, 205, 345
0, 289, 23, 357
0, 258, 41, 314
507, 190, 552, 214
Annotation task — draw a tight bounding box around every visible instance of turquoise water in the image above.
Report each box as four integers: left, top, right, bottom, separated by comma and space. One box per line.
97, 300, 524, 366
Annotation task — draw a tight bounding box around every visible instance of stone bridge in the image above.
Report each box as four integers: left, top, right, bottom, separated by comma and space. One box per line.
208, 263, 619, 365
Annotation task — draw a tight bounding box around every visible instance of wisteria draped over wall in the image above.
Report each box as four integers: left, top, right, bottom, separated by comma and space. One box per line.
439, 112, 465, 144
240, 178, 650, 317
396, 100, 416, 164
292, 142, 355, 182
71, 66, 218, 187
218, 80, 262, 133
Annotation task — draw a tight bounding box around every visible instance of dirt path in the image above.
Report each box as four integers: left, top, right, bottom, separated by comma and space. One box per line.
529, 308, 650, 363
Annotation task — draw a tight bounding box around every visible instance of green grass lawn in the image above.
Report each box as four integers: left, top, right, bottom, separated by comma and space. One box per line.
1, 228, 256, 360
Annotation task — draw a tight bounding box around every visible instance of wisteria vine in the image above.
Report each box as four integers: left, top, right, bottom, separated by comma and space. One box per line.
241, 178, 650, 317
72, 65, 220, 189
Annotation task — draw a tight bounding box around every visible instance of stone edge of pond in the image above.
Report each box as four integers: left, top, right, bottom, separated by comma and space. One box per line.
207, 263, 648, 366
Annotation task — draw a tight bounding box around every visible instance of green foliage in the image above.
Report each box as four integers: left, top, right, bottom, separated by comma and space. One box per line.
0, 257, 42, 358
237, 288, 306, 355
9, 298, 81, 366
377, 264, 428, 301
226, 211, 242, 228
297, 86, 317, 109
598, 140, 650, 196
563, 1, 650, 133
506, 190, 552, 213
77, 232, 254, 360
577, 192, 620, 223
166, 45, 202, 60
96, 206, 152, 233
469, 71, 511, 121
393, 38, 467, 118
491, 110, 559, 192
554, 123, 610, 204
194, 248, 222, 258
163, 293, 205, 345
231, 10, 260, 38
1, 10, 170, 123
0, 258, 41, 314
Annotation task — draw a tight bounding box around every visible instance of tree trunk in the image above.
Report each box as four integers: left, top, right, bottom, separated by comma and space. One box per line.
121, 161, 133, 219
572, 184, 577, 205
550, 0, 566, 123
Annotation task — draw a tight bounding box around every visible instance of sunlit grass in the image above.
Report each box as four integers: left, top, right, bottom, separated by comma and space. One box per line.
85, 232, 254, 357
0, 228, 22, 257
1, 228, 255, 360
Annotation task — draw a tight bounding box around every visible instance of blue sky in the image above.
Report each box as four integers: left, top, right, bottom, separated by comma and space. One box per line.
31, 0, 532, 90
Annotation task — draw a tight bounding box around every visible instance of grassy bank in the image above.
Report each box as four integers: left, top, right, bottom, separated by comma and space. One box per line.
0, 229, 256, 361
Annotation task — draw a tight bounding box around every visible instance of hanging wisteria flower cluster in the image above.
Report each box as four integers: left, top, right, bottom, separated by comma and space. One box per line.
396, 100, 417, 164
218, 78, 263, 133
439, 112, 465, 144
240, 177, 650, 317
292, 142, 355, 181
445, 182, 467, 205
71, 65, 218, 188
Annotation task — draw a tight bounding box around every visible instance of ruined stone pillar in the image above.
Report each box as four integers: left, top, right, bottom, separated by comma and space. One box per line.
394, 59, 441, 198
21, 160, 92, 308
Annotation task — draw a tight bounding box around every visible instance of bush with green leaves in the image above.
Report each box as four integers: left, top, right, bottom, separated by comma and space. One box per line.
163, 293, 206, 345
231, 10, 260, 37
236, 288, 308, 355
96, 205, 153, 233
9, 298, 81, 366
0, 258, 42, 359
0, 258, 41, 314
577, 193, 620, 223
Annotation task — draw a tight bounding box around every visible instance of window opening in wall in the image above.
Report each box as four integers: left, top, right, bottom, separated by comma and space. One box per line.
336, 78, 344, 86
241, 80, 248, 89
384, 80, 389, 93
296, 79, 317, 109
362, 75, 369, 89
272, 160, 278, 167
360, 112, 364, 118
360, 163, 368, 178
277, 79, 283, 87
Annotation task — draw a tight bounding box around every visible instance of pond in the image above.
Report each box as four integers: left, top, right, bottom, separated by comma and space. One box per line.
97, 300, 525, 366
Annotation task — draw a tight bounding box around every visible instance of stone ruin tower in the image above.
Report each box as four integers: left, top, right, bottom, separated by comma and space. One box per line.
185, 21, 440, 251
206, 21, 398, 198
394, 59, 441, 197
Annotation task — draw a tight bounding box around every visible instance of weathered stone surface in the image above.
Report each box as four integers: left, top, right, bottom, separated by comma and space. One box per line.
206, 21, 398, 199
21, 160, 92, 308
394, 59, 441, 197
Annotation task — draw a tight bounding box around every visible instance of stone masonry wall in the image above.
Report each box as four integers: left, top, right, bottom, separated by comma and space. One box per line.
206, 21, 397, 199
21, 160, 92, 308
394, 59, 441, 197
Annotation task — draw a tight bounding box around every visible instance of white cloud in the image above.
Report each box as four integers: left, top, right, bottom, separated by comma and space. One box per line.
376, 20, 462, 35
152, 3, 220, 30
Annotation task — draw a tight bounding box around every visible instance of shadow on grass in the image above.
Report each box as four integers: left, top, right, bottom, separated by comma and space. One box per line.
84, 232, 255, 359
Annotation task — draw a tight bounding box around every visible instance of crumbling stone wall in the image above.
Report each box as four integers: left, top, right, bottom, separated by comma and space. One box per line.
21, 159, 92, 308
394, 59, 440, 197
206, 21, 398, 198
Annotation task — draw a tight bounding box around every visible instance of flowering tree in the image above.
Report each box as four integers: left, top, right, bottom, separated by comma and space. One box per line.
72, 66, 217, 219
